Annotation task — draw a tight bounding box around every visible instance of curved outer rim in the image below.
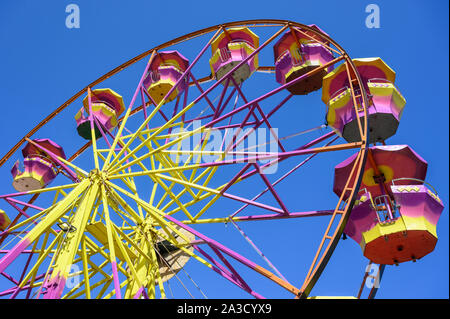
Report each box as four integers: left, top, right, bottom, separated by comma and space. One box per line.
0, 19, 369, 298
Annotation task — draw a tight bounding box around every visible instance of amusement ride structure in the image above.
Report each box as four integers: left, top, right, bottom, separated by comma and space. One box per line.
0, 19, 445, 299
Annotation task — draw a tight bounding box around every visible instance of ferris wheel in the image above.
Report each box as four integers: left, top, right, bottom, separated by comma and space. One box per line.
0, 19, 444, 299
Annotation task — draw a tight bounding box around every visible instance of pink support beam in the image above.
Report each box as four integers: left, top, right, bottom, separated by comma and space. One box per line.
229, 219, 288, 282
9, 242, 35, 299
204, 56, 344, 130
140, 87, 150, 132
229, 75, 284, 152
209, 245, 254, 293
165, 95, 181, 145
142, 85, 169, 122
252, 163, 289, 215
162, 213, 299, 295
193, 244, 264, 299
209, 92, 293, 155
188, 73, 216, 113
213, 121, 259, 131
155, 28, 224, 111
198, 140, 357, 169
222, 192, 285, 214
215, 86, 238, 121
93, 116, 113, 149
220, 163, 251, 195
5, 197, 44, 211
0, 272, 48, 298
4, 199, 40, 228
1, 271, 19, 285
189, 25, 290, 108
231, 136, 339, 217
228, 76, 260, 124
241, 131, 337, 180
212, 78, 231, 120
224, 103, 258, 154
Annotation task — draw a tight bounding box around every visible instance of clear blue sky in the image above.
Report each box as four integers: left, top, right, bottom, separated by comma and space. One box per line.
0, 0, 448, 299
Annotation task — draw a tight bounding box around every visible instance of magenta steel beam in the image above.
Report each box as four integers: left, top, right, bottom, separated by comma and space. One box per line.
254, 103, 285, 151
97, 117, 124, 148
165, 95, 181, 145
183, 113, 214, 124
219, 163, 251, 195
141, 288, 149, 299
188, 73, 216, 113
5, 197, 44, 212
198, 140, 360, 168
192, 245, 239, 284
181, 84, 189, 122
224, 93, 294, 157
112, 261, 122, 299
233, 209, 334, 222
241, 131, 337, 180
222, 192, 285, 214
209, 245, 254, 294
133, 286, 144, 299
93, 116, 113, 149
140, 87, 150, 132
0, 272, 47, 297
204, 56, 344, 131
142, 85, 169, 122
215, 86, 238, 121
221, 82, 261, 153
229, 75, 285, 152
1, 271, 19, 285
223, 103, 258, 154
215, 67, 337, 167
212, 92, 292, 152
228, 76, 260, 124
252, 163, 289, 215
231, 136, 339, 217
162, 213, 300, 295
213, 121, 258, 131
87, 88, 98, 167
125, 53, 155, 113
153, 27, 224, 115
9, 241, 35, 299
219, 89, 240, 151
229, 219, 288, 282
0, 194, 41, 245
212, 78, 231, 120
189, 25, 289, 109
193, 244, 239, 283
107, 28, 224, 167
5, 199, 40, 228
267, 93, 293, 118
193, 244, 264, 299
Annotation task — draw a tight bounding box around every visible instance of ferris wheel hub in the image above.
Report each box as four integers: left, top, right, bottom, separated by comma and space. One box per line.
88, 168, 107, 183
